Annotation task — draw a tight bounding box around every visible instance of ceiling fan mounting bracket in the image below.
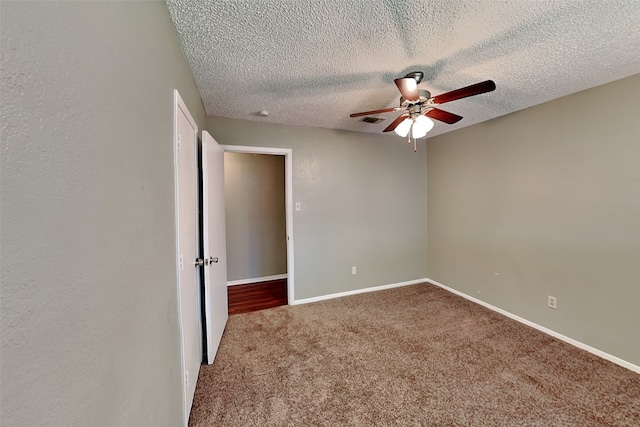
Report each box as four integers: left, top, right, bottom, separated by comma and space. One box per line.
404, 71, 424, 84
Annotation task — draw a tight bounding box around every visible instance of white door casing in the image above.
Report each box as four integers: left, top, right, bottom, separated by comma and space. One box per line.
173, 90, 201, 424
201, 131, 228, 364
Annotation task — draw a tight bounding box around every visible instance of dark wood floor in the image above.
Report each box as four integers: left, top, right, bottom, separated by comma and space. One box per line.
227, 279, 288, 315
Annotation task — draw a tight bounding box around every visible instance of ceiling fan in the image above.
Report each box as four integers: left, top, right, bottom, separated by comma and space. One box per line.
350, 71, 496, 151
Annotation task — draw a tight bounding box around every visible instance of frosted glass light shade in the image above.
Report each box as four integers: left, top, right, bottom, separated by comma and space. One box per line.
411, 115, 434, 139
394, 118, 412, 137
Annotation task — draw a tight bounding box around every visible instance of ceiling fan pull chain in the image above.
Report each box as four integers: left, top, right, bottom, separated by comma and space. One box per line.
414, 137, 417, 152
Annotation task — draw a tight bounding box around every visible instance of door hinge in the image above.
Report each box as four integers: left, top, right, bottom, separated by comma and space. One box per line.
177, 134, 182, 150
179, 254, 184, 270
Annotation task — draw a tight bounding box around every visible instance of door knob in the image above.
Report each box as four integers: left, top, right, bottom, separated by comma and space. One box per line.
210, 257, 219, 264
195, 258, 209, 266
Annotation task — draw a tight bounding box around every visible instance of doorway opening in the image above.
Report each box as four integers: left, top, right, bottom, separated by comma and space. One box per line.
220, 145, 294, 311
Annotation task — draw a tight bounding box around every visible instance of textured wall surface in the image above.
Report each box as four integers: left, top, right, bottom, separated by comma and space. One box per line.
224, 153, 287, 281
206, 118, 427, 300
1, 2, 204, 425
167, 0, 640, 138
427, 74, 640, 366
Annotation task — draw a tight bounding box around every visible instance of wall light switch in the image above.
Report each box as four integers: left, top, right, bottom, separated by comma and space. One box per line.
295, 202, 301, 211
352, 266, 357, 275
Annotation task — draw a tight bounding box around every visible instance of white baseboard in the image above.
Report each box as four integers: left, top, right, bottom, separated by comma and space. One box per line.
292, 278, 426, 305
227, 274, 288, 287
425, 278, 640, 374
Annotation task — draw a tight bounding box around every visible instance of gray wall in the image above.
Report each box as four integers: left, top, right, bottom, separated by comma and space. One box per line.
1, 2, 204, 426
427, 74, 640, 365
224, 152, 287, 281
206, 118, 428, 300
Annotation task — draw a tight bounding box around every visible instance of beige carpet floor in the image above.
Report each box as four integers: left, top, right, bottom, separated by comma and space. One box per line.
189, 283, 640, 426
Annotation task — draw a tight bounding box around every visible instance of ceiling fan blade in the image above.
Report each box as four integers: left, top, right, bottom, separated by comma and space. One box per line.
425, 108, 463, 124
349, 107, 399, 118
432, 80, 496, 105
383, 113, 409, 132
394, 77, 420, 102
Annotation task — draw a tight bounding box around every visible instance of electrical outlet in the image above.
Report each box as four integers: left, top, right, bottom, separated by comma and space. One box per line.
352, 266, 357, 275
548, 295, 557, 309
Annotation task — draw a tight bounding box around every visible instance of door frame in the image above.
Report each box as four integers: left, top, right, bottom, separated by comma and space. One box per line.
173, 90, 199, 426
220, 145, 295, 304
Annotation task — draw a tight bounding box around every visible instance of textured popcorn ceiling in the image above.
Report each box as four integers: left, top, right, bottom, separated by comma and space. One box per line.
165, 0, 640, 138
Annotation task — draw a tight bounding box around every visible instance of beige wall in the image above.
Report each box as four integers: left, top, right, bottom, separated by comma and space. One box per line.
224, 152, 287, 281
206, 117, 428, 300
1, 2, 204, 425
427, 74, 640, 365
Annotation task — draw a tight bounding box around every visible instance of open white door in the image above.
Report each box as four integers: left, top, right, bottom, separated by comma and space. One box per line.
202, 131, 228, 364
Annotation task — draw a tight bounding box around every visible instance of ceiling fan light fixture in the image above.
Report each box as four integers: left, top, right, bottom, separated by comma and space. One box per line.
411, 115, 434, 139
394, 118, 412, 137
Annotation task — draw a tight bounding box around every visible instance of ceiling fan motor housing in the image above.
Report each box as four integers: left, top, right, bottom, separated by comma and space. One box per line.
400, 90, 431, 108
